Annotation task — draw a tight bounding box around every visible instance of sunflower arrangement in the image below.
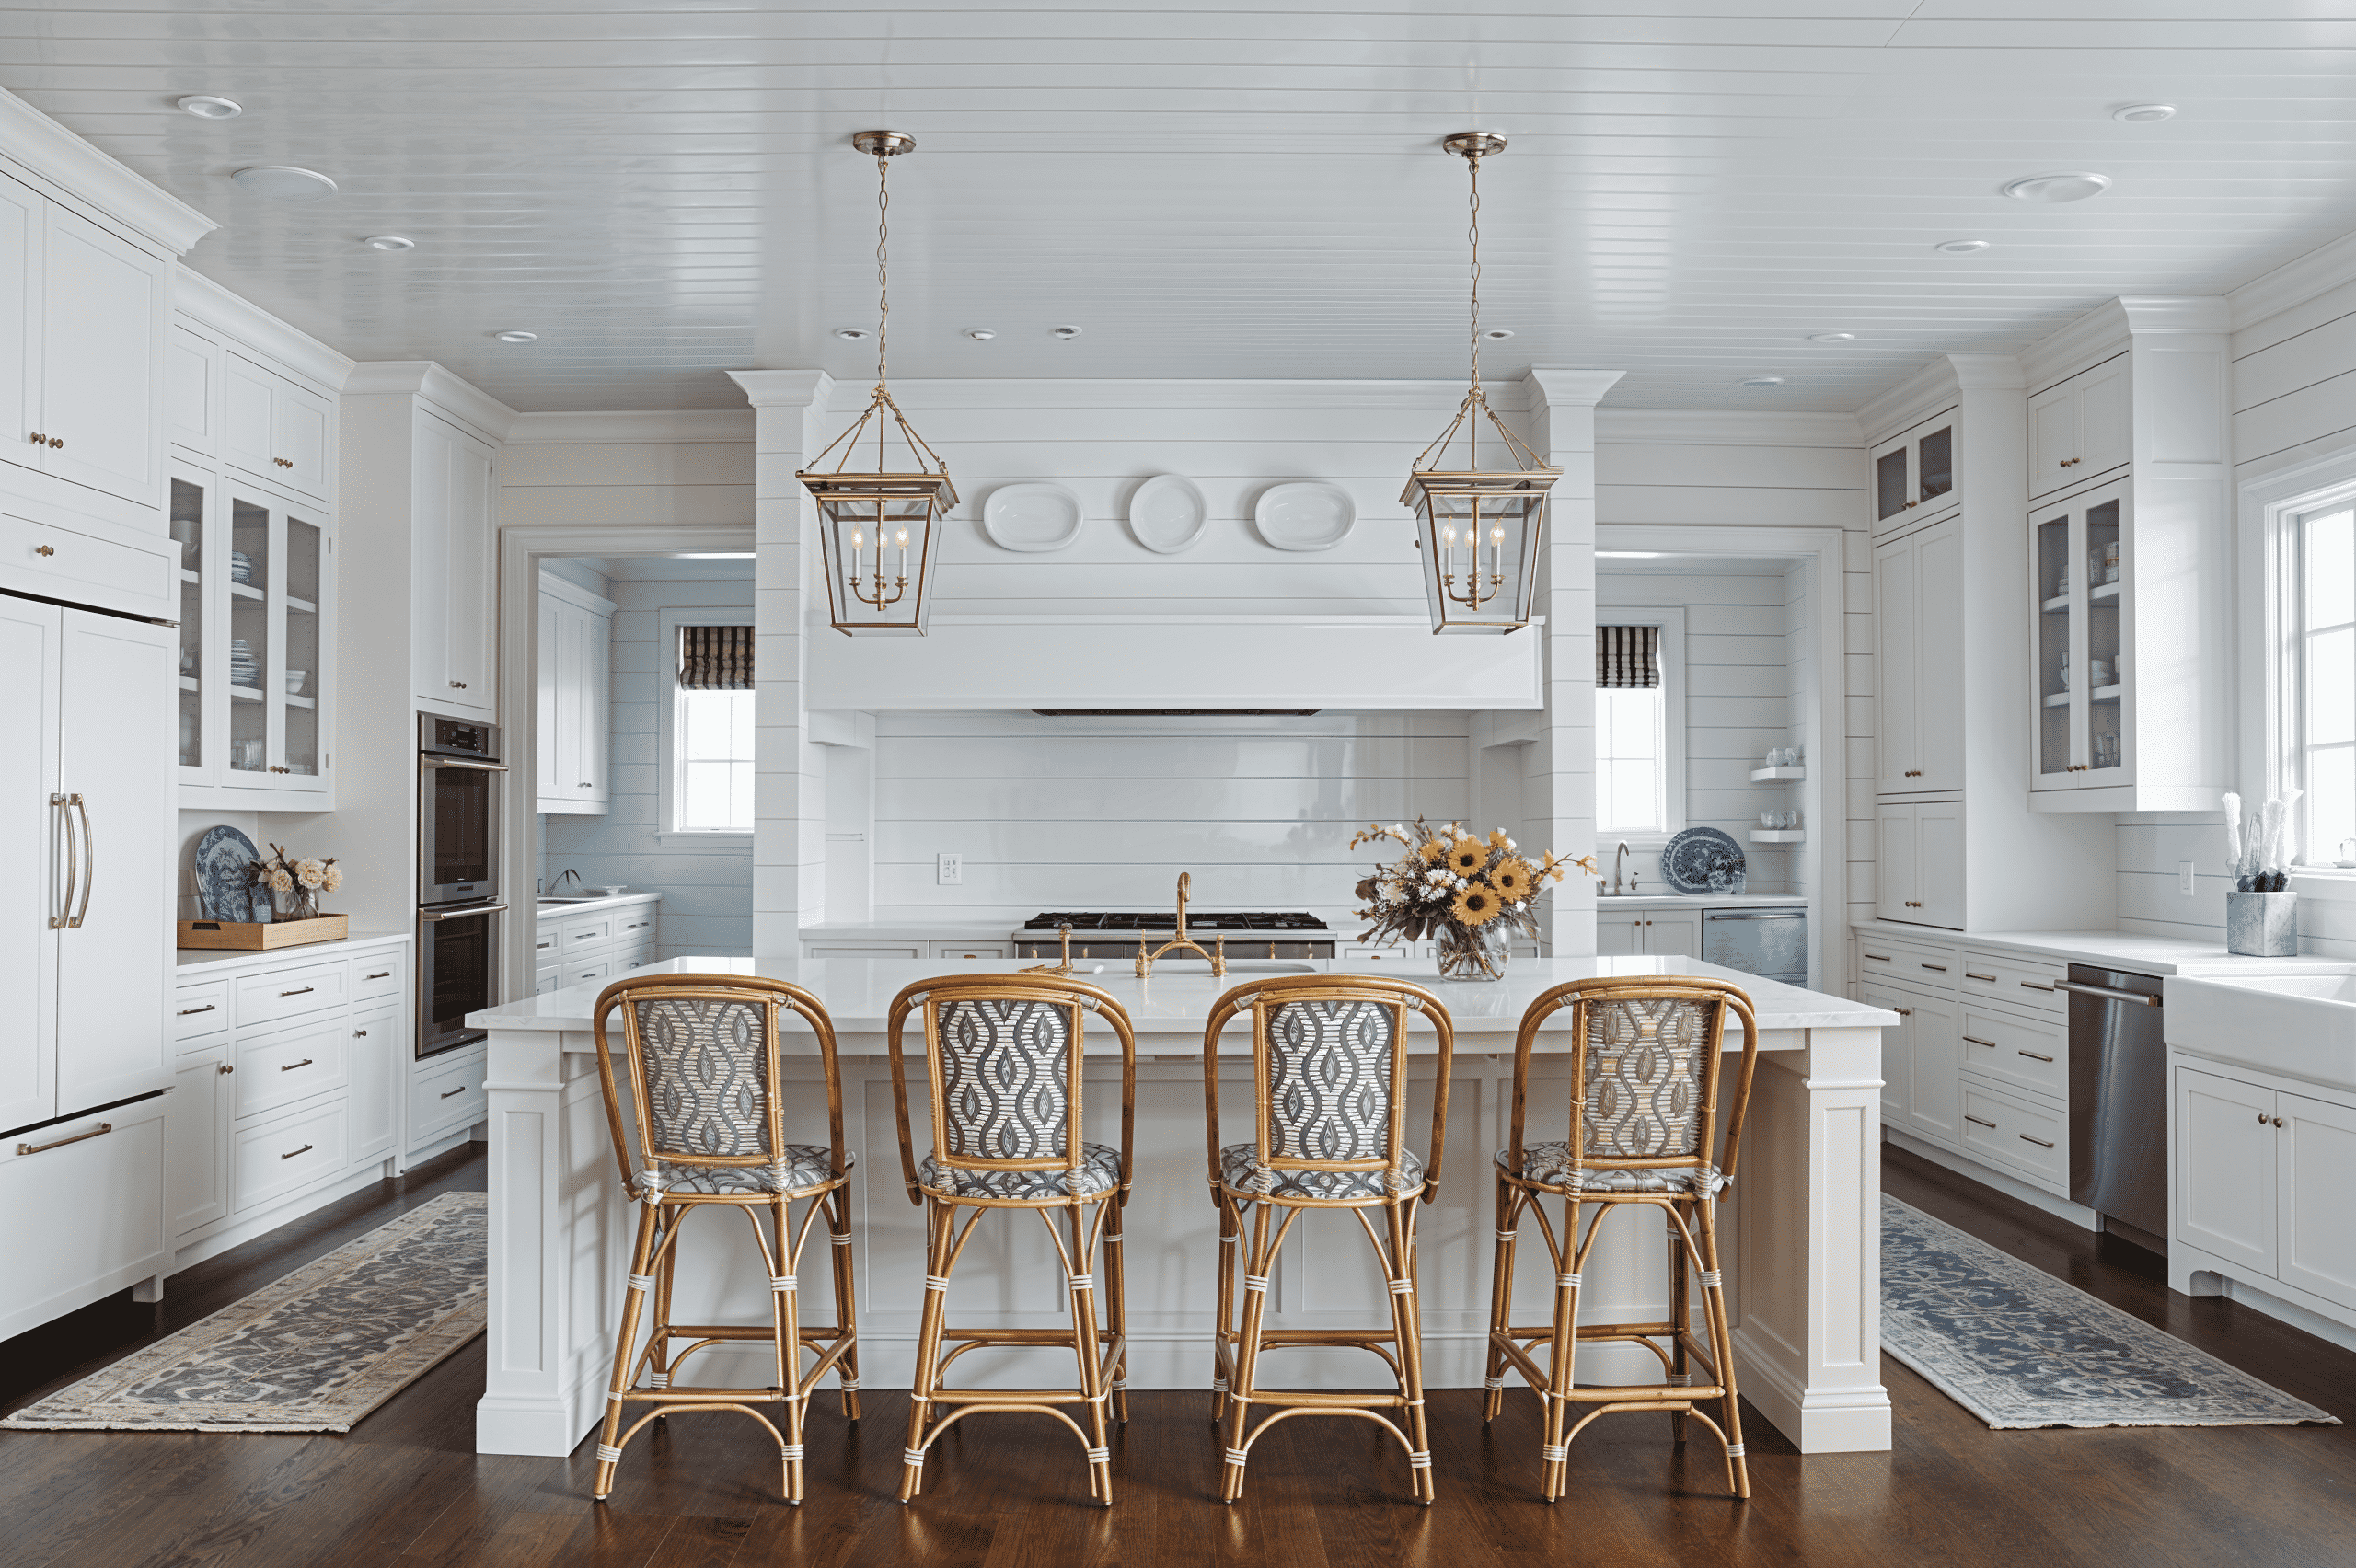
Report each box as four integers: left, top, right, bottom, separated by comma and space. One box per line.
1349, 818, 1595, 976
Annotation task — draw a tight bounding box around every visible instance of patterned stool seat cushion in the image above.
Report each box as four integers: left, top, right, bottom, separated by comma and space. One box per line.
918, 1141, 1124, 1201
1221, 1141, 1426, 1202
1496, 1142, 1727, 1196
650, 1145, 845, 1196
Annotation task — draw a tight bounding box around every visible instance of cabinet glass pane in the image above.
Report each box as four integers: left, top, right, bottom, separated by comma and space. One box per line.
283, 515, 321, 777
227, 497, 270, 776
2038, 514, 2073, 775
171, 478, 203, 769
2087, 501, 2123, 773
1918, 425, 1953, 504
1877, 447, 1909, 521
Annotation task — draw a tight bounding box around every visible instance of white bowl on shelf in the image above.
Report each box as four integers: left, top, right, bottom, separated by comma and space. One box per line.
284, 669, 308, 695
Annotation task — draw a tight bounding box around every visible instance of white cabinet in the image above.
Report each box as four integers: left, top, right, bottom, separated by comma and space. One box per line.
0, 1095, 168, 1341
1869, 406, 1958, 536
532, 897, 661, 996
348, 1001, 400, 1163
2176, 1066, 2285, 1276
2278, 1090, 2356, 1307
412, 411, 497, 721
1880, 985, 1960, 1145
1873, 515, 1964, 796
2172, 1061, 2356, 1330
2027, 354, 2129, 502
1595, 909, 1700, 957
537, 573, 616, 815
223, 351, 332, 503
0, 172, 169, 513
1876, 801, 1963, 929
166, 323, 219, 455
167, 1049, 232, 1238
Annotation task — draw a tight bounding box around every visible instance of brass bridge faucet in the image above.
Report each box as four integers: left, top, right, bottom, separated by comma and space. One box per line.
1136, 872, 1227, 978
1022, 922, 1080, 976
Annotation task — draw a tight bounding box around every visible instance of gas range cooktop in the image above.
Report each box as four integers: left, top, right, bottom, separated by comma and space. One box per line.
1019, 911, 1329, 933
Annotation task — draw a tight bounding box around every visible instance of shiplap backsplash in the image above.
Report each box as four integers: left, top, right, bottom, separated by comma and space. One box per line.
868, 710, 1472, 927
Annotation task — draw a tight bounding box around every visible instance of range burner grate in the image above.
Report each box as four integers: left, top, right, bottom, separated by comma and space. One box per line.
1021, 910, 1329, 933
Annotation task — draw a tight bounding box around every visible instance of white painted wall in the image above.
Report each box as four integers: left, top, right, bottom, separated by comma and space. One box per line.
868, 711, 1471, 929
1784, 559, 1816, 905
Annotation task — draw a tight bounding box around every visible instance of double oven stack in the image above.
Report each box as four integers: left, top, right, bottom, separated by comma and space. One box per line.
418, 715, 505, 1058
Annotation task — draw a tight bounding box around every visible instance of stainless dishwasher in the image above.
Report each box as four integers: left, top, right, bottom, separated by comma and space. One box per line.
2061, 963, 2167, 1254
1702, 907, 1808, 987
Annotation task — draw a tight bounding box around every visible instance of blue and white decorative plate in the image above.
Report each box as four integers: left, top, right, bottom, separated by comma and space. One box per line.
1660, 826, 1746, 894
194, 824, 261, 922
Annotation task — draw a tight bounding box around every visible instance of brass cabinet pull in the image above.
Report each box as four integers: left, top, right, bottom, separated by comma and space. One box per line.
1892, 1007, 1912, 1017
1964, 972, 1997, 982
450, 680, 467, 689
1921, 963, 1947, 972
2018, 1050, 2054, 1063
1962, 1035, 1995, 1047
440, 1084, 468, 1100
35, 544, 53, 557
1904, 500, 1917, 509
179, 1003, 217, 1016
352, 1029, 367, 1037
1904, 769, 1923, 777
68, 792, 92, 928
1904, 900, 1923, 908
2018, 1133, 2056, 1148
279, 986, 315, 997
1864, 953, 1891, 963
1965, 1115, 1996, 1129
17, 1121, 110, 1157
2019, 980, 2055, 992
365, 971, 391, 980
280, 1057, 315, 1072
48, 794, 75, 929
217, 1062, 234, 1075
280, 1143, 314, 1160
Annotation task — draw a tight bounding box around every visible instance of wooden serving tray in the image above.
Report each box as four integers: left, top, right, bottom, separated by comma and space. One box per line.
177, 914, 350, 951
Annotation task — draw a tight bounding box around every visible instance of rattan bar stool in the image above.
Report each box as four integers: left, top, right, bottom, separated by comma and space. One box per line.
886, 974, 1139, 1506
1484, 974, 1761, 1501
1201, 974, 1454, 1505
588, 974, 861, 1505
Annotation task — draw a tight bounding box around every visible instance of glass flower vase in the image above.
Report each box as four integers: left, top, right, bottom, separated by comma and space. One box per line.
1434, 921, 1511, 982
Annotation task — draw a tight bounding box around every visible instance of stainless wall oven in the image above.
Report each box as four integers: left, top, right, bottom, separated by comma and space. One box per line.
418, 714, 505, 1058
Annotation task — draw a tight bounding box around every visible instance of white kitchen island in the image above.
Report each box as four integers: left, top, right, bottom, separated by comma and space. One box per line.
468, 955, 1897, 1459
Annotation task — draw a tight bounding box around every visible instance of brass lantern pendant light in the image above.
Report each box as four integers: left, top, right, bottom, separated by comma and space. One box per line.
1403, 132, 1560, 635
800, 130, 959, 636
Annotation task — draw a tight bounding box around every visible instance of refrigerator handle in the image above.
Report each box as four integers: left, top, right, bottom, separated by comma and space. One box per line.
48, 792, 75, 930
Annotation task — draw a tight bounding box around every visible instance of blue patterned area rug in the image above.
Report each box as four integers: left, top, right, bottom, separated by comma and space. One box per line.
1882, 1196, 2338, 1430
2, 1191, 485, 1433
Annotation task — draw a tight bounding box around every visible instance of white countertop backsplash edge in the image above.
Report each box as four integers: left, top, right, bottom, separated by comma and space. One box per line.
176, 928, 413, 974
1848, 920, 2355, 976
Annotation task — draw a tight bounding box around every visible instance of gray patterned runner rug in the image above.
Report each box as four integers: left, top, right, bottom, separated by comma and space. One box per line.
1882, 1195, 2338, 1429
2, 1191, 485, 1433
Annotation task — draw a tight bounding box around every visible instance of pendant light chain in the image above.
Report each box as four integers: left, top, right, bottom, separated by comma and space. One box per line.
1466, 148, 1484, 398
873, 148, 891, 468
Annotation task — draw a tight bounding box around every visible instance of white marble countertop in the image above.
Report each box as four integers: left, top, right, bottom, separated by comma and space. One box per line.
1595, 893, 1809, 910
176, 928, 410, 973
535, 891, 661, 917
798, 919, 1026, 941
1849, 921, 2355, 976
470, 953, 1896, 1043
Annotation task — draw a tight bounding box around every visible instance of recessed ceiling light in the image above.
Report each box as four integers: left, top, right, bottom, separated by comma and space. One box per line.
2114, 103, 2177, 123
1483, 328, 1515, 340
491, 329, 537, 344
1739, 376, 1785, 388
1807, 331, 1857, 343
1934, 238, 1993, 255
230, 165, 338, 201
361, 235, 414, 252
833, 327, 870, 340
1051, 325, 1083, 340
2002, 171, 2111, 203
177, 95, 242, 120
965, 329, 997, 340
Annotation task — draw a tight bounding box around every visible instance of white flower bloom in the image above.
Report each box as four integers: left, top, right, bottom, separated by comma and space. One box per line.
1425, 868, 1451, 886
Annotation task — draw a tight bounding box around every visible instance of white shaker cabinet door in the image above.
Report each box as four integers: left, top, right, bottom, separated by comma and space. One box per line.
167, 1049, 232, 1239
0, 594, 60, 1130
0, 174, 39, 490
54, 608, 173, 1112
2175, 1067, 2277, 1277
413, 413, 497, 719
1646, 911, 1700, 959
1912, 518, 1966, 794
38, 204, 165, 509
1595, 913, 1642, 957
1914, 799, 1965, 930
1901, 990, 1961, 1145
222, 352, 276, 480
2276, 1090, 2356, 1310
1875, 804, 1917, 922
2028, 381, 2078, 499
2073, 358, 2131, 482
1858, 979, 1912, 1129
1873, 534, 1918, 791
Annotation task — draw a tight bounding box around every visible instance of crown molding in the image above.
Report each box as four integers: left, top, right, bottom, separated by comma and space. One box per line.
1855, 357, 1964, 444
172, 269, 352, 394
1596, 409, 1862, 447
341, 361, 518, 444
505, 409, 755, 444
0, 87, 215, 257
1524, 367, 1629, 411
2117, 295, 2232, 337
726, 368, 835, 409
2229, 227, 2356, 334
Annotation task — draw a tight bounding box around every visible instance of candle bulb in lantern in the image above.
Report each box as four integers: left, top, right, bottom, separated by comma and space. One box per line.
895, 526, 909, 578
1490, 523, 1503, 578
1441, 524, 1458, 578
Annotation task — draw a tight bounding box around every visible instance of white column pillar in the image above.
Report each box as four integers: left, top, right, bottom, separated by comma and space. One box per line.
726, 369, 835, 953
1524, 368, 1624, 955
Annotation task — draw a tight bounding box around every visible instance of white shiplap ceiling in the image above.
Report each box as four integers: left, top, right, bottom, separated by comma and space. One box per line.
6, 3, 2356, 412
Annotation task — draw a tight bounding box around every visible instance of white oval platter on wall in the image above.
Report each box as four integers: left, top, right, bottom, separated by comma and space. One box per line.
980, 481, 1085, 552
1126, 473, 1208, 554
1252, 481, 1356, 551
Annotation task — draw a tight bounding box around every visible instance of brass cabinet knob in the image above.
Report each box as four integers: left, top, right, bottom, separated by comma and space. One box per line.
218, 1062, 234, 1074
2274, 1116, 2286, 1128
450, 680, 467, 689
35, 545, 53, 557
27, 432, 42, 444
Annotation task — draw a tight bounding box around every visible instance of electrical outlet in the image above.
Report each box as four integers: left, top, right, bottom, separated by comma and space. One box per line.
2178, 860, 2197, 897
937, 853, 963, 886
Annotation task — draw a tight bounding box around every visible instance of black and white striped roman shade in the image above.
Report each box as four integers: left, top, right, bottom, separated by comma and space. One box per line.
1597, 625, 1660, 689
677, 625, 755, 691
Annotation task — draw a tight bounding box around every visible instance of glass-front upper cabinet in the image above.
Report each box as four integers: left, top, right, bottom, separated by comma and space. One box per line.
171, 474, 208, 784
2032, 480, 2131, 796
1870, 407, 1961, 535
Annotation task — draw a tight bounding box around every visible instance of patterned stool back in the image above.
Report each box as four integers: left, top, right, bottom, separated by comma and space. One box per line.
1507, 975, 1761, 1192
592, 974, 847, 1197
887, 975, 1138, 1197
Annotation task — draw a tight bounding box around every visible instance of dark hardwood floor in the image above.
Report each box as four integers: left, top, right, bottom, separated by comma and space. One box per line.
4, 1142, 2352, 1568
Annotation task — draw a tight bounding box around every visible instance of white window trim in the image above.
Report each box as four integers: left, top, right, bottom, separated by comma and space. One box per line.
654, 604, 756, 848
1593, 605, 1688, 852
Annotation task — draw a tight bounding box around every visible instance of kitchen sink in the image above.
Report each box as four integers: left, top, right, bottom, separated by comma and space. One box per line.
2165, 968, 2356, 1090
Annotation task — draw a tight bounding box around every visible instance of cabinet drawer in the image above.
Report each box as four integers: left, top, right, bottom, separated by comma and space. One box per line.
1855, 938, 1958, 994
172, 979, 231, 1045
0, 511, 175, 618
352, 953, 405, 1001
233, 957, 348, 1030
235, 1016, 348, 1122
1959, 1081, 2067, 1190
616, 943, 659, 975
0, 1100, 167, 1339
1958, 1007, 2066, 1100
614, 910, 658, 942
930, 942, 1006, 961
806, 941, 925, 959
535, 964, 559, 996
412, 1052, 486, 1138
234, 1100, 347, 1214
561, 957, 612, 989
532, 927, 560, 960
563, 917, 614, 950
1343, 943, 1418, 963
1957, 951, 2066, 1017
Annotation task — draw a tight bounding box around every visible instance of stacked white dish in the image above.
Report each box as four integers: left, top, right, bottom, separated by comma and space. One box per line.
231, 550, 256, 585
229, 638, 260, 688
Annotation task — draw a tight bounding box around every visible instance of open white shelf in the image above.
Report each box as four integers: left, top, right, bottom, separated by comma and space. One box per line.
1750, 829, 1807, 844
2040, 594, 2069, 613
229, 683, 262, 702
285, 595, 317, 615
285, 693, 316, 709
179, 568, 200, 585
1750, 765, 1806, 782
2091, 579, 2121, 601
2092, 683, 2123, 703
177, 675, 199, 693
228, 582, 262, 602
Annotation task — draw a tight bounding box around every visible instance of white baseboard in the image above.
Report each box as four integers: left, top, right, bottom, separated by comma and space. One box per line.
168, 1159, 397, 1275
1884, 1128, 2100, 1230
